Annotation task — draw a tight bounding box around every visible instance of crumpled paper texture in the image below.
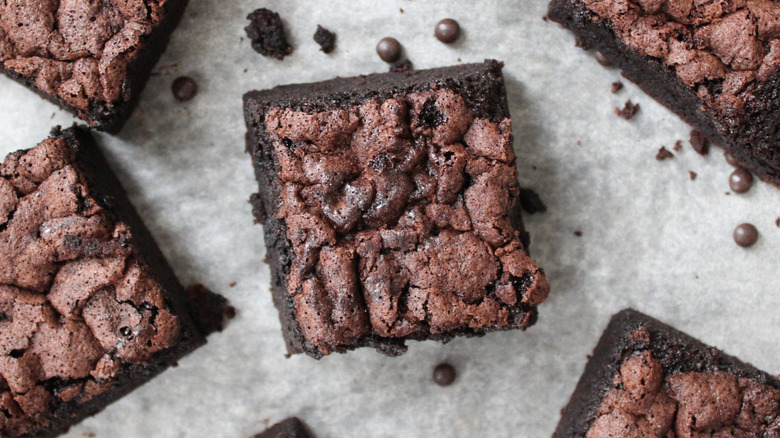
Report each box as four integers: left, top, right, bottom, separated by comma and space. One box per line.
0, 0, 777, 436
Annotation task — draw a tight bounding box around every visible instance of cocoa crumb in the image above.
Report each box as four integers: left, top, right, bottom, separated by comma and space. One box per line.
690, 130, 709, 155
611, 81, 623, 93
673, 140, 682, 151
656, 147, 674, 161
689, 171, 697, 180
615, 100, 639, 120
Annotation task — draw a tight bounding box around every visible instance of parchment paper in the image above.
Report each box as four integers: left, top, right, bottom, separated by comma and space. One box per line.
1, 1, 778, 437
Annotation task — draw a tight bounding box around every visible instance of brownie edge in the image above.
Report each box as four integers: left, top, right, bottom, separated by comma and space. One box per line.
244, 61, 550, 358
553, 309, 780, 438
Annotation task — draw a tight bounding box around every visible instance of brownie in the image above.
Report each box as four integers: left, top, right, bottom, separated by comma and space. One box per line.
0, 126, 204, 437
548, 0, 780, 187
244, 60, 550, 358
245, 8, 293, 60
554, 309, 779, 437
0, 0, 189, 133
252, 417, 313, 438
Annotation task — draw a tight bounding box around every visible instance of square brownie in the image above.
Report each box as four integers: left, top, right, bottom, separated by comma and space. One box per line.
554, 309, 779, 437
244, 60, 550, 358
548, 0, 780, 186
252, 417, 313, 438
0, 126, 204, 437
0, 0, 188, 132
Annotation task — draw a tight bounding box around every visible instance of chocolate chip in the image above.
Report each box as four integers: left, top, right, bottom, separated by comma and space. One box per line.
611, 81, 623, 94
729, 169, 753, 194
433, 363, 456, 386
595, 51, 613, 66
733, 223, 758, 247
314, 25, 336, 54
724, 151, 741, 167
435, 19, 461, 44
171, 76, 197, 102
615, 100, 639, 120
655, 146, 673, 161
376, 37, 402, 63
689, 130, 709, 156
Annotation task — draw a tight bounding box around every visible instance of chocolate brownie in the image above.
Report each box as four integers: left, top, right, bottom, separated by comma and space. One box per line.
244, 60, 550, 358
553, 309, 779, 437
548, 0, 780, 187
0, 126, 204, 437
0, 0, 189, 133
252, 417, 313, 438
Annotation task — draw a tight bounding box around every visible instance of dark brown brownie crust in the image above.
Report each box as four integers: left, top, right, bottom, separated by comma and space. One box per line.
0, 126, 204, 437
0, 0, 189, 133
252, 417, 312, 438
553, 309, 780, 437
548, 0, 780, 186
244, 61, 550, 358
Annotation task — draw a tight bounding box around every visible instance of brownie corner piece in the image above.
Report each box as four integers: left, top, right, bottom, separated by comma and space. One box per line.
547, 0, 780, 187
0, 126, 204, 437
553, 308, 780, 438
244, 60, 550, 359
0, 0, 189, 132
252, 417, 313, 438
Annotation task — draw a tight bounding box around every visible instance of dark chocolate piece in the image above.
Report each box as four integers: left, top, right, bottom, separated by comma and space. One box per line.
553, 309, 779, 438
615, 99, 640, 120
734, 223, 759, 247
547, 0, 780, 186
252, 417, 312, 438
0, 0, 189, 133
435, 19, 461, 44
313, 25, 336, 54
655, 146, 673, 161
376, 37, 402, 63
433, 363, 457, 386
172, 76, 198, 102
729, 168, 754, 193
0, 126, 205, 437
244, 60, 550, 358
245, 8, 293, 60
610, 81, 623, 93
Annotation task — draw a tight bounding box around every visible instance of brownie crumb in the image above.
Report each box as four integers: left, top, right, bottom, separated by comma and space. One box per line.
615, 100, 639, 120
172, 76, 198, 102
595, 51, 613, 66
729, 169, 753, 194
314, 25, 336, 54
673, 140, 682, 151
229, 281, 237, 287
433, 363, 456, 386
689, 130, 709, 156
775, 217, 780, 228
389, 59, 414, 72
186, 283, 236, 335
245, 8, 293, 60
519, 188, 547, 215
400, 8, 404, 13
574, 231, 583, 237
611, 81, 623, 93
689, 171, 697, 180
655, 146, 673, 161
733, 223, 759, 248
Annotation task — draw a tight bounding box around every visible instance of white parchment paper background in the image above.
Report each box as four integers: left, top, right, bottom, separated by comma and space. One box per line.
1, 0, 778, 436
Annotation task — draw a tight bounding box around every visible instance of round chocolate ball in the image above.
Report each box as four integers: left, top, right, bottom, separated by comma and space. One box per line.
172, 76, 198, 102
733, 223, 759, 247
376, 37, 402, 63
435, 18, 461, 44
595, 51, 613, 67
724, 151, 741, 167
729, 168, 753, 194
433, 363, 456, 386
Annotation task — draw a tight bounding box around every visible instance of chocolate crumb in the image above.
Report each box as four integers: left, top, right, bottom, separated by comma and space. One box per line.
689, 130, 709, 156
574, 231, 583, 237
433, 363, 456, 386
611, 81, 623, 93
615, 100, 639, 120
229, 281, 237, 288
245, 8, 293, 60
389, 59, 414, 72
400, 8, 404, 13
656, 147, 674, 161
377, 37, 402, 63
518, 188, 547, 215
185, 284, 236, 335
729, 169, 753, 194
577, 140, 582, 146
314, 25, 336, 54
733, 223, 759, 247
595, 51, 613, 66
673, 140, 682, 151
171, 76, 198, 102
435, 19, 461, 44
689, 171, 697, 180
775, 217, 780, 228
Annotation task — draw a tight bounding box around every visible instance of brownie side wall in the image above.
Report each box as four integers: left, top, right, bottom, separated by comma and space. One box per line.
553, 309, 780, 437
547, 0, 780, 186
